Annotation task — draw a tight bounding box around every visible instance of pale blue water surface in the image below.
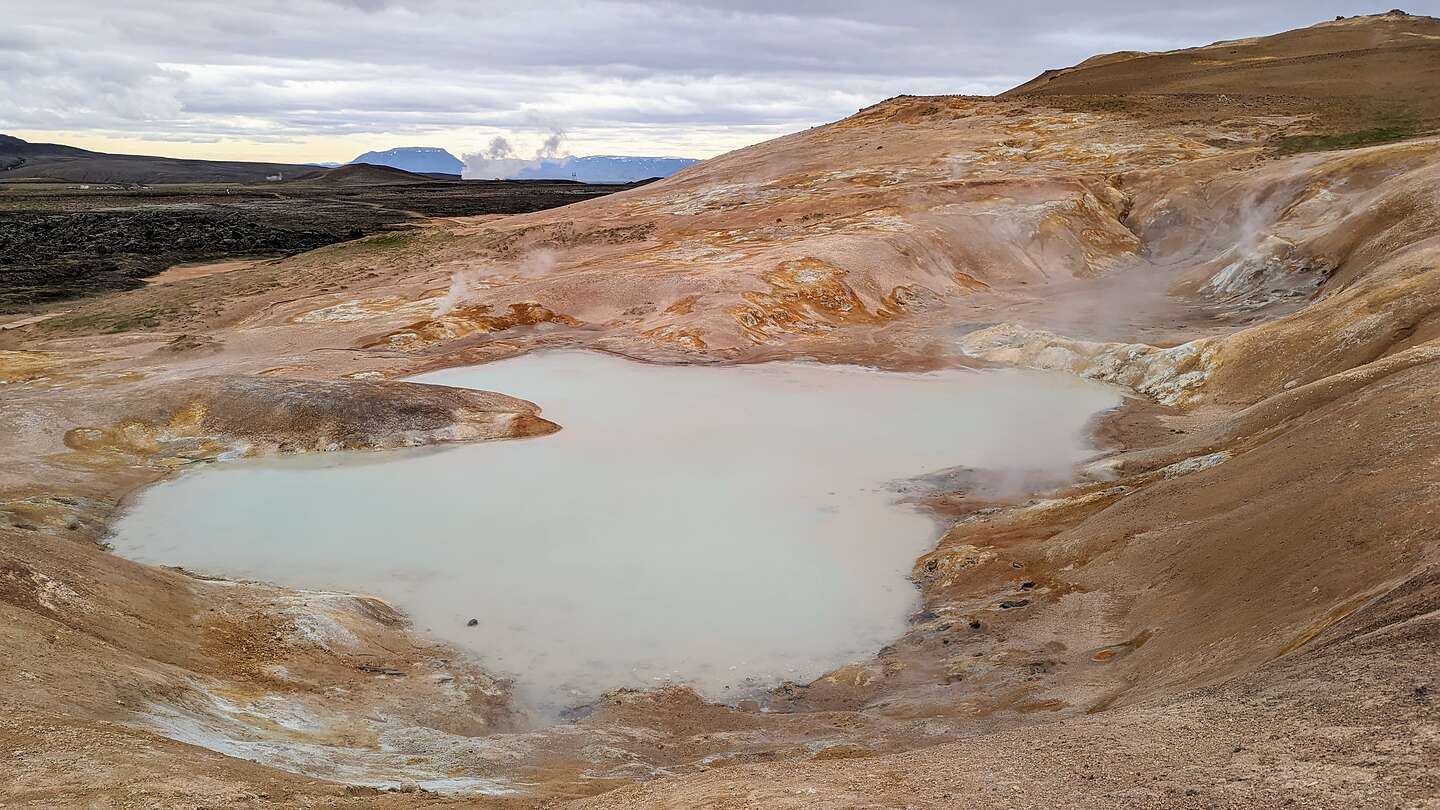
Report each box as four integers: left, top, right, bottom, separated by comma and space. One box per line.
110, 350, 1118, 716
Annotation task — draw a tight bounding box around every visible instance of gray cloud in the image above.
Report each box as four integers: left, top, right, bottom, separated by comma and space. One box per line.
0, 0, 1376, 158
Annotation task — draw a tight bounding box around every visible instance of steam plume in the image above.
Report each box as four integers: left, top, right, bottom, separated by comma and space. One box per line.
463, 128, 569, 179
484, 135, 516, 160
535, 128, 565, 159
431, 249, 561, 317
433, 271, 485, 318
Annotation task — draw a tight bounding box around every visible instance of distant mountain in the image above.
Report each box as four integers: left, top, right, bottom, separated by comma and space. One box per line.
0, 134, 695, 187
0, 134, 317, 184
513, 155, 699, 183
350, 146, 464, 177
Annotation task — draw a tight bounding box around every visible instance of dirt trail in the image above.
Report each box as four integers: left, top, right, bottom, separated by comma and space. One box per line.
146, 258, 265, 285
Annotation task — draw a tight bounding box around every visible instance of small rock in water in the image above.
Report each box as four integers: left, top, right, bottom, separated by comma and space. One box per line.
466, 618, 479, 627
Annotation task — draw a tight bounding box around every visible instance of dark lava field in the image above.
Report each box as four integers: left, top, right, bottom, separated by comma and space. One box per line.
0, 175, 643, 311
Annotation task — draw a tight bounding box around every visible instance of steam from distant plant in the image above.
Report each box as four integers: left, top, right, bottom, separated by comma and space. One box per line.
463, 128, 568, 179
483, 135, 517, 160
535, 129, 565, 160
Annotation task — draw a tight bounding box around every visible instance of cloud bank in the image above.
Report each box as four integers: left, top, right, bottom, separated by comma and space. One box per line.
0, 1, 1368, 160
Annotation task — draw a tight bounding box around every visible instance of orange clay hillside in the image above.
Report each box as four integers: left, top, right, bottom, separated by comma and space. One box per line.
1005, 10, 1440, 146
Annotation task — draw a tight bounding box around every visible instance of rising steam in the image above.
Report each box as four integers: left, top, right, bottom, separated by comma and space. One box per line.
463, 128, 568, 179
433, 271, 486, 318
431, 249, 562, 317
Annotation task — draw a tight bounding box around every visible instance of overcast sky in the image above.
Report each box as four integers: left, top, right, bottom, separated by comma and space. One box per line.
0, 1, 1387, 163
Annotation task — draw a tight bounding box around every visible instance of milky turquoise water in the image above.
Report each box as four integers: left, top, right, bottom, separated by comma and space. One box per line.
109, 351, 1118, 718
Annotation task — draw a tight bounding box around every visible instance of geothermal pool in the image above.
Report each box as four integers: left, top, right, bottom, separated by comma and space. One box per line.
110, 351, 1119, 718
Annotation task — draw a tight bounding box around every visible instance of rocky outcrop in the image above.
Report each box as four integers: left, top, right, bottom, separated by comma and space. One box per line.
61, 375, 558, 467
958, 323, 1219, 405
